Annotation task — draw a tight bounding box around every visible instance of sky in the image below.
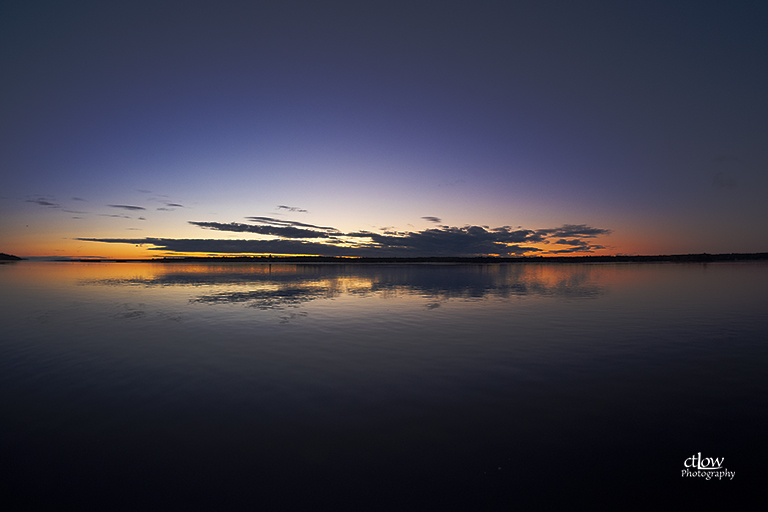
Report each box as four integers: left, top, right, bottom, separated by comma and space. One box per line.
2, 0, 767, 259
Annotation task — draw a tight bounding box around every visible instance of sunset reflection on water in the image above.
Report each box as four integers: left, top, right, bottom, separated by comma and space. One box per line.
1, 261, 766, 509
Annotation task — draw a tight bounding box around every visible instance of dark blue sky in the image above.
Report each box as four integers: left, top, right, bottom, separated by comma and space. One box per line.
2, 0, 767, 257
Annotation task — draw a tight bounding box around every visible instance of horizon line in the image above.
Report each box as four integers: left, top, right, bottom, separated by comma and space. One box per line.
4, 252, 768, 264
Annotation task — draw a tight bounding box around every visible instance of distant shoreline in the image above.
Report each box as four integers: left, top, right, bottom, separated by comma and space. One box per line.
31, 252, 768, 264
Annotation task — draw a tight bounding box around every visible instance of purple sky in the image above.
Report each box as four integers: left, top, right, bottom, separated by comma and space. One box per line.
2, 0, 767, 258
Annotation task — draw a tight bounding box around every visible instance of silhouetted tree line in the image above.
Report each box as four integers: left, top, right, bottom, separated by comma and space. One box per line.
51, 253, 768, 263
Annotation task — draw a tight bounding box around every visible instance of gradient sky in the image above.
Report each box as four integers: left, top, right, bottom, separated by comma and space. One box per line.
2, 0, 767, 258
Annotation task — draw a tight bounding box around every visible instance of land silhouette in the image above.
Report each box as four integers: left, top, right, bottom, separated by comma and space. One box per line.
48, 252, 768, 263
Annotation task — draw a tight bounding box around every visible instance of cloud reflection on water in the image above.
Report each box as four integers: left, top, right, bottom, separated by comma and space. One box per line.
85, 263, 603, 310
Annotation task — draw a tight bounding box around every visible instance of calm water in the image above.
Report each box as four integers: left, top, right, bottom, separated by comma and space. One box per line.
1, 261, 766, 509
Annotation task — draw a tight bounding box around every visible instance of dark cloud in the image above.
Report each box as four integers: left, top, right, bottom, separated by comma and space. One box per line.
108, 204, 146, 211
277, 205, 308, 213
26, 198, 59, 207
358, 226, 541, 256
81, 219, 610, 257
72, 197, 86, 201
166, 203, 184, 208
77, 230, 536, 257
554, 239, 589, 247
549, 245, 606, 254
80, 218, 610, 257
422, 216, 442, 223
99, 214, 131, 219
535, 224, 612, 238
245, 216, 338, 231
190, 221, 335, 239
76, 237, 353, 256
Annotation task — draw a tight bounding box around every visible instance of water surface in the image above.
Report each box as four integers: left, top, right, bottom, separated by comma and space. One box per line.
1, 261, 766, 509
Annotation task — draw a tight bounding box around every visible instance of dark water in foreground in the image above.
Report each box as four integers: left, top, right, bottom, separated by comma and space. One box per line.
1, 261, 766, 510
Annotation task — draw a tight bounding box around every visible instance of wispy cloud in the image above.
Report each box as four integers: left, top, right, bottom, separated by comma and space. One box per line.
154, 201, 185, 209
25, 197, 60, 207
277, 205, 308, 213
549, 244, 606, 254
422, 216, 442, 223
554, 239, 589, 246
535, 224, 611, 238
245, 217, 338, 231
108, 204, 146, 211
190, 221, 336, 239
